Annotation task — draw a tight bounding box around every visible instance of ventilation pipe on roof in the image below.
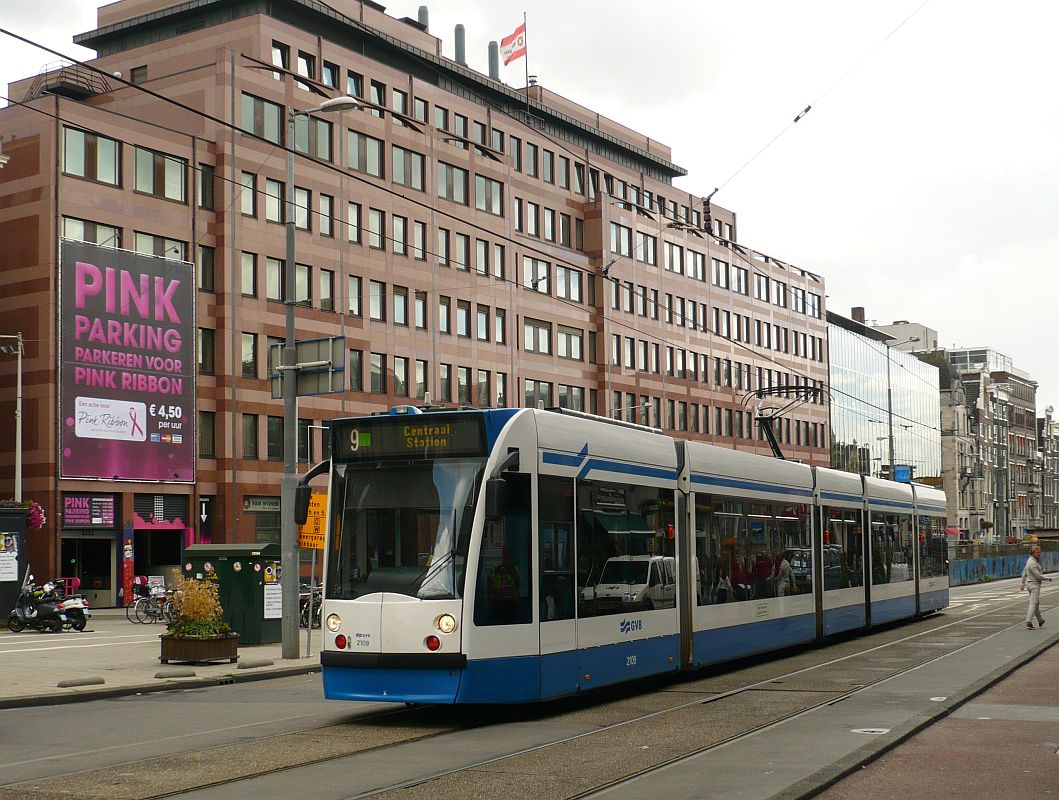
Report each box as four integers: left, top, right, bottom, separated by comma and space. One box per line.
455, 24, 466, 65
488, 41, 499, 80
418, 5, 429, 32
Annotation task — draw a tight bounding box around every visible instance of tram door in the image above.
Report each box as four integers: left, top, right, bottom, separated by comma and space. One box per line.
538, 476, 579, 699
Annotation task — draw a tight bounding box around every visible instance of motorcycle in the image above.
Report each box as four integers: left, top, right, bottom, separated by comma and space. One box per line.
7, 574, 68, 633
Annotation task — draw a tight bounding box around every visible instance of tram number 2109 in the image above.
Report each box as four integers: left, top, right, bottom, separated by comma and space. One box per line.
626, 655, 638, 667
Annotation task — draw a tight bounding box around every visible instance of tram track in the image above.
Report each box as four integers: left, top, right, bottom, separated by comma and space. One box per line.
1, 584, 1052, 800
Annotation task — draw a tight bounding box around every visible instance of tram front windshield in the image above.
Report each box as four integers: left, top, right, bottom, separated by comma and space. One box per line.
327, 458, 485, 600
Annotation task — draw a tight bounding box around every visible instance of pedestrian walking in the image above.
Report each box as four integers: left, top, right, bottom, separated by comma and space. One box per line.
1020, 545, 1052, 629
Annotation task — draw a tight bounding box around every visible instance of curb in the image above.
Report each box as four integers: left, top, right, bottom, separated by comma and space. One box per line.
775, 628, 1059, 800
0, 663, 321, 710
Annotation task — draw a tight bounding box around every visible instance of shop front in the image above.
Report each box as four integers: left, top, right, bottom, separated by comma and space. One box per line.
60, 493, 119, 607
243, 496, 281, 545
133, 494, 191, 590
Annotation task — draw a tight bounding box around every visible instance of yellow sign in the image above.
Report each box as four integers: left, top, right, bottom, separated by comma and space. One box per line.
297, 493, 328, 550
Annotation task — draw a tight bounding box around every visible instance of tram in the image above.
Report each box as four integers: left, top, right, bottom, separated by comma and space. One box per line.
304, 406, 948, 704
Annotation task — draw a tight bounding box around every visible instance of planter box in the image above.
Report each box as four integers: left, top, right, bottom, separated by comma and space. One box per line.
160, 633, 239, 664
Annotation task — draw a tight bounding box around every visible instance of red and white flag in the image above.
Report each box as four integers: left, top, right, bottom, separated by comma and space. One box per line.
500, 22, 527, 65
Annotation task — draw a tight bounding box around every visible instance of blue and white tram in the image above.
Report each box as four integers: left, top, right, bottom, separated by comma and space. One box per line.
312, 407, 948, 705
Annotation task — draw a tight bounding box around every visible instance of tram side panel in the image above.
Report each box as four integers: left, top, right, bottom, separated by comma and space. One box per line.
684, 442, 817, 668
912, 483, 949, 614
864, 477, 918, 626
814, 467, 869, 637
534, 411, 682, 698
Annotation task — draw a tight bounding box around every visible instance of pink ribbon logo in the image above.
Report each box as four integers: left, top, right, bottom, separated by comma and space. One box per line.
129, 407, 145, 437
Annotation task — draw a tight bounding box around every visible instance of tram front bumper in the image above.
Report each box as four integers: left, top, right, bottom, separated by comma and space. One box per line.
321, 651, 467, 704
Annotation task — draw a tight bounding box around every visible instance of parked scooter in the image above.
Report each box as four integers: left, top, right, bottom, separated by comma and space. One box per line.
7, 574, 68, 633
48, 582, 91, 631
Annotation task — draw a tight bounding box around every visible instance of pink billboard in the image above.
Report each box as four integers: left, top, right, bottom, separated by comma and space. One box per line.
59, 240, 195, 482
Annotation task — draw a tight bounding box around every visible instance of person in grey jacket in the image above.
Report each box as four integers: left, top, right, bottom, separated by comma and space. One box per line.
1020, 545, 1052, 629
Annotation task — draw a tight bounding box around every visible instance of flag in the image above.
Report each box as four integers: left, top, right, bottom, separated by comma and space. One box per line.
500, 22, 527, 65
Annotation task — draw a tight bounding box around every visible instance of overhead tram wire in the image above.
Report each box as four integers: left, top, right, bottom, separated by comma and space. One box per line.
0, 35, 940, 437
712, 0, 934, 196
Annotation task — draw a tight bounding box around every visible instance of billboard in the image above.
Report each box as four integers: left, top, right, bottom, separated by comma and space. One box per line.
59, 240, 195, 482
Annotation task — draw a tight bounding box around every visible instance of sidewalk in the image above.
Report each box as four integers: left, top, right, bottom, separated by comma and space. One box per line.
0, 606, 321, 709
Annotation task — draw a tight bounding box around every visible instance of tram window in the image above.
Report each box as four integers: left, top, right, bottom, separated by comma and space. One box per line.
918, 515, 947, 579
870, 511, 914, 584
326, 458, 485, 601
576, 480, 675, 616
539, 475, 575, 621
821, 506, 864, 590
699, 499, 810, 602
474, 473, 532, 626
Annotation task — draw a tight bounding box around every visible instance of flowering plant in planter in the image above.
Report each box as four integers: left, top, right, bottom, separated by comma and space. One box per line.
0, 499, 46, 530
160, 578, 237, 665
166, 578, 231, 638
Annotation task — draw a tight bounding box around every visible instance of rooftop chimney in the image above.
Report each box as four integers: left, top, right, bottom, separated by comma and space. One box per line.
418, 5, 429, 32
488, 41, 499, 80
455, 24, 466, 65
851, 306, 866, 324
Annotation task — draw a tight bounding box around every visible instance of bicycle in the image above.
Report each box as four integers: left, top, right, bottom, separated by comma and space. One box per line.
299, 585, 322, 629
130, 590, 173, 624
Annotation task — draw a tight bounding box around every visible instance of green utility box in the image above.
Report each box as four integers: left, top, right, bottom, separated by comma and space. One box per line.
182, 544, 281, 645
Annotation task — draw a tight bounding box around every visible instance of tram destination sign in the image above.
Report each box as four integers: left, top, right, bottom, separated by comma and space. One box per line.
334, 415, 485, 461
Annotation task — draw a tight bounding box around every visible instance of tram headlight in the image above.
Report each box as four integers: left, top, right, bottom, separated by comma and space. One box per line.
325, 613, 342, 632
435, 613, 457, 634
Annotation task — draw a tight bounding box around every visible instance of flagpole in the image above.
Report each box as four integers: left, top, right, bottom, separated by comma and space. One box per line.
523, 11, 530, 112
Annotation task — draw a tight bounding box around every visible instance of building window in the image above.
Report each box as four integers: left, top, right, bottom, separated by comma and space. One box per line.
526, 202, 539, 236
322, 61, 338, 88
394, 356, 408, 396
368, 208, 384, 248
61, 217, 120, 248
476, 369, 490, 407
415, 359, 428, 399
198, 410, 216, 458
267, 416, 284, 461
134, 232, 186, 260
495, 309, 506, 344
295, 187, 310, 230
438, 162, 468, 204
556, 266, 582, 302
732, 266, 748, 294
198, 328, 215, 375
265, 179, 284, 223
557, 326, 583, 361
349, 131, 384, 177
296, 51, 315, 88
394, 286, 408, 326
493, 243, 506, 279
242, 414, 259, 459
319, 194, 333, 237
635, 232, 657, 265
413, 221, 426, 260
474, 175, 503, 215
415, 291, 427, 329
439, 363, 452, 402
558, 384, 584, 411
524, 379, 551, 408
369, 280, 386, 321
266, 258, 285, 301
241, 252, 257, 296
457, 366, 471, 404
439, 296, 451, 334
349, 349, 363, 391
369, 80, 386, 116
134, 147, 186, 202
524, 257, 549, 294
295, 264, 311, 306
319, 268, 334, 311
392, 215, 408, 255
456, 300, 471, 337
347, 70, 363, 97
197, 245, 215, 292
197, 163, 215, 210
542, 150, 554, 183
370, 353, 386, 393
63, 128, 120, 185
526, 142, 539, 177
392, 146, 424, 189
347, 202, 361, 243
294, 115, 332, 161
453, 233, 470, 271
524, 318, 551, 354
241, 333, 257, 378
271, 41, 289, 78
240, 172, 256, 216
509, 135, 522, 171
476, 305, 489, 341
240, 93, 283, 144
348, 275, 362, 316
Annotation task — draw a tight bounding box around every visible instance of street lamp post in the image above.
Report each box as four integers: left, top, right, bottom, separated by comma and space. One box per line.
0, 333, 23, 501
281, 96, 359, 660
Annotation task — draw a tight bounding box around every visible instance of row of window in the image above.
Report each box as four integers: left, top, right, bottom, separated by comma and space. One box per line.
268, 40, 722, 230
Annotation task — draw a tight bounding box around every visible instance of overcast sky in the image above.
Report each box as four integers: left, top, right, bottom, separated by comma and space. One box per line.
4, 1, 1059, 405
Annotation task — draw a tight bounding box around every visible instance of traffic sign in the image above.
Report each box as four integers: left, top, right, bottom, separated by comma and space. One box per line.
297, 493, 327, 550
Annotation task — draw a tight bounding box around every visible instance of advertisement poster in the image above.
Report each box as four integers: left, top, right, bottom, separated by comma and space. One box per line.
59, 240, 195, 482
0, 532, 17, 582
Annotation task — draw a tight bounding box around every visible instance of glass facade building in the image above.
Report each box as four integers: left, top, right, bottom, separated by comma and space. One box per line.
828, 315, 941, 482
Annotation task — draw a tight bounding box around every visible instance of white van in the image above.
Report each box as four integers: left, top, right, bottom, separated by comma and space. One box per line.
592, 555, 676, 610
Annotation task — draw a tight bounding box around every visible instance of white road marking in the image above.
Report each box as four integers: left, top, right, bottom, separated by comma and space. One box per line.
0, 639, 159, 655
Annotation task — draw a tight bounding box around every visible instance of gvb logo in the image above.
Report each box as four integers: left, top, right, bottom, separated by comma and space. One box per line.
620, 619, 643, 635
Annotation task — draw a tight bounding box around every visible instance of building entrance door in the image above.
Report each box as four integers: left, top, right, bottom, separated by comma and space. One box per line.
60, 535, 116, 607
